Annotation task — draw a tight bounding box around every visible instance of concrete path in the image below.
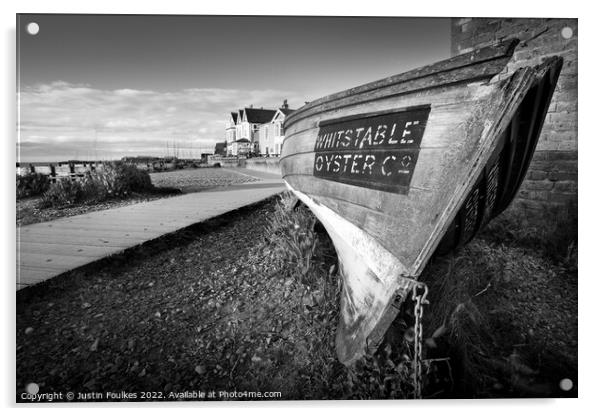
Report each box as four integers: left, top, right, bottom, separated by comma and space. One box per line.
17, 168, 284, 290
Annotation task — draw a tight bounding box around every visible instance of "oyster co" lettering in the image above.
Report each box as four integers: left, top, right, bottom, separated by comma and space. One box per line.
313, 106, 430, 194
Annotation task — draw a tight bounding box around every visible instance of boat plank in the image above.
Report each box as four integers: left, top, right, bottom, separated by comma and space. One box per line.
285, 174, 432, 215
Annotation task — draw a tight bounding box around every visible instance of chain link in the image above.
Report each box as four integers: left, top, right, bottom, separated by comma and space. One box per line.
411, 281, 429, 399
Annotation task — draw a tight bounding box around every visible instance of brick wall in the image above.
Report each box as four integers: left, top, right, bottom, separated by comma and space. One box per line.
451, 18, 578, 212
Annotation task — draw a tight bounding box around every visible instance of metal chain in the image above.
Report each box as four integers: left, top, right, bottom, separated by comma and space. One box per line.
411, 281, 429, 399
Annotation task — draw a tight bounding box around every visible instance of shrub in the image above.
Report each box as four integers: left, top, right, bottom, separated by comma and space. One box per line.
39, 178, 85, 208
96, 162, 153, 197
16, 172, 51, 199
38, 163, 157, 208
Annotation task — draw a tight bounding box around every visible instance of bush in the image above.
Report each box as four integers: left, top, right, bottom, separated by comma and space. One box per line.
16, 172, 51, 199
39, 178, 85, 208
38, 163, 156, 208
93, 163, 153, 198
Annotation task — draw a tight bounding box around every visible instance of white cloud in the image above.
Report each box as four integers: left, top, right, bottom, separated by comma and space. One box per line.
17, 81, 303, 162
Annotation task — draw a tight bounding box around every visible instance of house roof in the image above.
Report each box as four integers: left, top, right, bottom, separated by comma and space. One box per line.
244, 108, 277, 124
235, 138, 251, 143
230, 112, 238, 123
280, 108, 295, 116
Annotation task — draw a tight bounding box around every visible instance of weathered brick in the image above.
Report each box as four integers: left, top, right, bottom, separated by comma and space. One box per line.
531, 151, 550, 161
472, 32, 496, 46
552, 89, 578, 104
556, 75, 578, 91
556, 140, 578, 151
553, 100, 578, 113
549, 171, 578, 182
540, 131, 577, 145
523, 190, 551, 201
553, 160, 578, 172
546, 111, 572, 122
526, 170, 548, 181
549, 192, 577, 204
513, 198, 547, 213
529, 160, 555, 171
554, 181, 578, 193
523, 179, 554, 191
546, 150, 578, 161
544, 120, 577, 132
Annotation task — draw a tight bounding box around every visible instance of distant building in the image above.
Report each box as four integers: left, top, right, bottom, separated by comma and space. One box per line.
225, 100, 295, 157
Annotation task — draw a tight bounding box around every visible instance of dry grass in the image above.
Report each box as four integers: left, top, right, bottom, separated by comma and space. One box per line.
417, 203, 578, 398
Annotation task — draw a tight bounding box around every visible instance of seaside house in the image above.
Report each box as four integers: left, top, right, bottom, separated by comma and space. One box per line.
257, 100, 294, 157
225, 100, 295, 157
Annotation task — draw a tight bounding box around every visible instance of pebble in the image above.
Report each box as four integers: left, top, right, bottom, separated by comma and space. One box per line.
24, 327, 34, 335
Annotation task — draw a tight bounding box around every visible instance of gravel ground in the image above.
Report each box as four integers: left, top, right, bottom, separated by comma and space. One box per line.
149, 168, 258, 193
16, 197, 577, 401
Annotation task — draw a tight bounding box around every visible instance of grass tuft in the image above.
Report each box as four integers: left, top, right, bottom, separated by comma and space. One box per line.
263, 192, 321, 286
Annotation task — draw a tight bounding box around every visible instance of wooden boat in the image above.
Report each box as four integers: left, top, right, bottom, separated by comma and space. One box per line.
280, 39, 563, 365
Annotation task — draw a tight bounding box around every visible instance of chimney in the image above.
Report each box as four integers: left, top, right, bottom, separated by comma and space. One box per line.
281, 99, 289, 110
249, 104, 253, 108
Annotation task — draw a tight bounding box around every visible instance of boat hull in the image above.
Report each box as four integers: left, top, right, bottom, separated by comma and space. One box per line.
280, 40, 563, 365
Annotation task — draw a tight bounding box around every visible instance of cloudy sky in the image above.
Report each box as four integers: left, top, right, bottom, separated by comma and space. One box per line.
17, 14, 451, 162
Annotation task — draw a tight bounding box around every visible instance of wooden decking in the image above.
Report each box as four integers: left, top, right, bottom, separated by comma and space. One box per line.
16, 169, 284, 290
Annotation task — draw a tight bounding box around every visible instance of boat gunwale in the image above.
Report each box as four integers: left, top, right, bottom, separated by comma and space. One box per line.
283, 38, 520, 129
316, 104, 431, 128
